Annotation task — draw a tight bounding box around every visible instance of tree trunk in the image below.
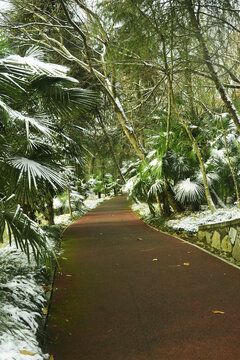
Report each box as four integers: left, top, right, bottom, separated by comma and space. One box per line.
98, 112, 126, 184
220, 115, 240, 208
47, 198, 55, 225
89, 156, 95, 175
108, 93, 146, 160
68, 188, 73, 217
186, 0, 240, 133
155, 193, 164, 216
164, 179, 183, 213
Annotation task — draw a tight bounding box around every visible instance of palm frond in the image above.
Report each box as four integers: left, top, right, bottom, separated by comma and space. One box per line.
0, 196, 53, 264
174, 178, 205, 204
7, 157, 66, 189
0, 99, 54, 138
147, 179, 164, 198
194, 170, 219, 187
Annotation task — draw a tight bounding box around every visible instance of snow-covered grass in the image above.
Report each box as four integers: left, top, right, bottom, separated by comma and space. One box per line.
131, 201, 240, 234
0, 246, 49, 360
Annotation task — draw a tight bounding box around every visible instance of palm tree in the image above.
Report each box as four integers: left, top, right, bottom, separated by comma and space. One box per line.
0, 44, 98, 263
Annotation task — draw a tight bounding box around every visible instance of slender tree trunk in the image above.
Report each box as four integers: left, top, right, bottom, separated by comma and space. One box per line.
186, 0, 240, 133
98, 112, 126, 184
164, 179, 183, 213
100, 160, 106, 196
107, 93, 146, 160
68, 188, 73, 217
165, 79, 171, 154
47, 198, 55, 225
211, 189, 226, 208
155, 193, 164, 216
89, 156, 95, 175
220, 115, 240, 208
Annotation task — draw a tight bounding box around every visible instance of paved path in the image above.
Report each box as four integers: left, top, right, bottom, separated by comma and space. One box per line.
47, 196, 240, 360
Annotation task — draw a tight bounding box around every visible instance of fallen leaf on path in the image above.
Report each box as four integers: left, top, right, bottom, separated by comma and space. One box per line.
65, 319, 69, 322
137, 237, 143, 241
43, 307, 48, 315
66, 274, 72, 277
19, 350, 35, 356
212, 310, 225, 314
49, 355, 54, 360
183, 262, 190, 266
152, 258, 158, 261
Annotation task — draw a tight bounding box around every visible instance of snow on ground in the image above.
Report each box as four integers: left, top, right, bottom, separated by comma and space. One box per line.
132, 202, 240, 233
54, 195, 110, 226
0, 246, 48, 360
167, 206, 240, 233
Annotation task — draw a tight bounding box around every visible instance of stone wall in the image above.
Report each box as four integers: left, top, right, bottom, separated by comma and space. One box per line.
198, 218, 240, 261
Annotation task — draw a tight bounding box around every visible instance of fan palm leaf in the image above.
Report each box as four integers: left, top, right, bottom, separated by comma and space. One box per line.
7, 157, 65, 190
0, 196, 53, 264
174, 178, 205, 204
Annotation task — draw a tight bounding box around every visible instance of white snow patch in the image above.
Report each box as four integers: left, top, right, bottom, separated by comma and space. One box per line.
167, 205, 240, 233
0, 246, 48, 360
131, 201, 240, 234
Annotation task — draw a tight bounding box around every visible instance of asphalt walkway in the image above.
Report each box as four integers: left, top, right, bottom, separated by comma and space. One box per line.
47, 196, 240, 360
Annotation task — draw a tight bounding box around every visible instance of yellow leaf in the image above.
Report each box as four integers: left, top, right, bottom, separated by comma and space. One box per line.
152, 258, 158, 261
49, 355, 55, 360
61, 257, 68, 260
42, 285, 52, 292
66, 274, 72, 277
43, 306, 48, 315
137, 237, 143, 241
183, 262, 190, 266
212, 310, 225, 314
19, 350, 35, 356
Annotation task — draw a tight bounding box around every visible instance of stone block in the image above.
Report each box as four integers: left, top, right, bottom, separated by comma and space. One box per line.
229, 227, 237, 245
206, 232, 212, 244
221, 235, 232, 253
232, 237, 240, 261
212, 231, 221, 250
198, 231, 206, 241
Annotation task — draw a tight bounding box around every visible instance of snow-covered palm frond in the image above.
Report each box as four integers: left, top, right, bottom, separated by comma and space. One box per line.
209, 148, 227, 163
0, 196, 53, 264
0, 99, 54, 138
7, 157, 65, 189
147, 179, 164, 198
164, 151, 190, 180
174, 178, 205, 203
145, 157, 162, 177
194, 170, 219, 187
0, 54, 78, 82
